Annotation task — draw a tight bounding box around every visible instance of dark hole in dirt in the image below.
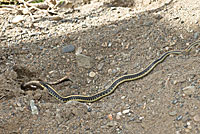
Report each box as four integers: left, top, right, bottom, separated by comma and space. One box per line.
13, 65, 37, 79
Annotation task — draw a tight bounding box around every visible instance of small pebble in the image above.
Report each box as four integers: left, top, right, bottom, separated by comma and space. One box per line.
107, 121, 117, 127
139, 116, 144, 120
172, 99, 178, 104
30, 100, 39, 115
108, 42, 112, 47
112, 69, 118, 74
87, 107, 92, 112
182, 116, 190, 123
82, 24, 88, 28
122, 109, 130, 114
12, 15, 24, 24
153, 14, 163, 20
108, 69, 112, 74
75, 47, 83, 55
185, 128, 190, 133
87, 78, 92, 83
34, 92, 42, 100
169, 111, 177, 116
194, 32, 199, 39
182, 86, 196, 95
187, 125, 192, 129
121, 96, 126, 99
165, 47, 169, 51
16, 102, 22, 107
176, 115, 183, 121
89, 71, 96, 78
193, 114, 200, 122
49, 15, 63, 21
179, 103, 184, 108
108, 114, 113, 120
97, 62, 104, 70
116, 112, 122, 120
76, 54, 93, 68
62, 44, 75, 53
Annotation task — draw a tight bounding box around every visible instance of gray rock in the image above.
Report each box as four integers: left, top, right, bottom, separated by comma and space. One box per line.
182, 86, 196, 95
172, 99, 178, 104
97, 62, 104, 70
30, 100, 39, 115
62, 44, 75, 53
194, 32, 199, 39
76, 54, 93, 68
176, 115, 183, 121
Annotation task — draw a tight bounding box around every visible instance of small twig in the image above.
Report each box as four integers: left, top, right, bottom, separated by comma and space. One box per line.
22, 75, 73, 90
48, 75, 73, 85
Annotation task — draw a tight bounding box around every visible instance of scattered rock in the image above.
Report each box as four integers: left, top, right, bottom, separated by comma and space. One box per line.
108, 42, 112, 47
49, 15, 63, 21
12, 15, 24, 24
75, 47, 83, 55
116, 112, 122, 120
182, 115, 190, 123
89, 71, 96, 77
87, 78, 92, 83
182, 86, 196, 95
108, 69, 112, 74
30, 100, 39, 115
122, 109, 130, 114
16, 102, 22, 107
139, 116, 144, 121
194, 32, 199, 39
153, 14, 163, 20
76, 54, 93, 68
107, 121, 117, 127
82, 24, 87, 28
176, 115, 183, 121
87, 107, 92, 112
97, 62, 104, 70
62, 44, 75, 53
169, 111, 177, 116
143, 21, 153, 26
193, 114, 200, 122
121, 96, 126, 99
171, 99, 178, 104
108, 114, 113, 120
187, 125, 192, 130
112, 69, 118, 74
185, 128, 190, 133
34, 92, 42, 100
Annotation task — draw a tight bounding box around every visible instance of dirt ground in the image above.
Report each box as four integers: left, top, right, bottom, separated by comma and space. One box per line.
0, 0, 200, 134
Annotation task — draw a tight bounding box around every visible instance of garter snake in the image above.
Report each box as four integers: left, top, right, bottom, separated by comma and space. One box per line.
27, 40, 200, 103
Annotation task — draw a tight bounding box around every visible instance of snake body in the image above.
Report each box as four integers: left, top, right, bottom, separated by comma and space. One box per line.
38, 40, 200, 103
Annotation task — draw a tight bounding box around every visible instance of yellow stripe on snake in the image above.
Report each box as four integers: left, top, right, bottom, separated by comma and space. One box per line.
25, 40, 200, 103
